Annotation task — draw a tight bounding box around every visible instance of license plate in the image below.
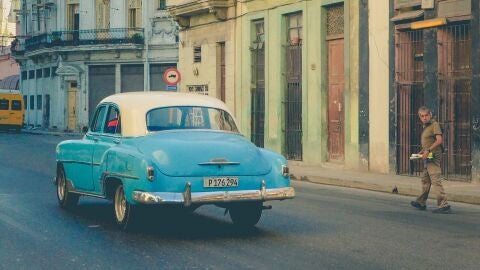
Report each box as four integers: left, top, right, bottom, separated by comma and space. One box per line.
203, 177, 239, 188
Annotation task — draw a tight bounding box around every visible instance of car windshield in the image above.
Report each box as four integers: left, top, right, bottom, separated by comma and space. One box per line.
146, 106, 239, 133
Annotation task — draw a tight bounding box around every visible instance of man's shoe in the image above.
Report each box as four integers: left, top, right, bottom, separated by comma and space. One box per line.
432, 205, 451, 214
410, 201, 426, 210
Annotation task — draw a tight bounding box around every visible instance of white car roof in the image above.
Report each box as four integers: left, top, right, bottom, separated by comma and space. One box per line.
99, 92, 237, 137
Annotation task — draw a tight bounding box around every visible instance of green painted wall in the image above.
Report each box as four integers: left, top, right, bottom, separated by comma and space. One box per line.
235, 0, 362, 168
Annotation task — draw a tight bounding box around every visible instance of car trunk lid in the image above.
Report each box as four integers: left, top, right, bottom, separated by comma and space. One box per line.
137, 130, 271, 177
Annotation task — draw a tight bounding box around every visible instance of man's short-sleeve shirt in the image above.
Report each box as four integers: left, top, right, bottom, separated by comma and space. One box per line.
421, 119, 442, 154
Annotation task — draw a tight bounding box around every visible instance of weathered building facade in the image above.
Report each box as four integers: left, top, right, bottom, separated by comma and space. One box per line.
169, 0, 377, 171
0, 0, 18, 47
0, 0, 20, 81
12, 0, 178, 131
167, 0, 236, 110
391, 0, 480, 182
169, 0, 480, 182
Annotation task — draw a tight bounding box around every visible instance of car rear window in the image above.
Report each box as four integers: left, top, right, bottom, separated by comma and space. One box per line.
146, 106, 238, 133
0, 99, 8, 110
11, 100, 22, 111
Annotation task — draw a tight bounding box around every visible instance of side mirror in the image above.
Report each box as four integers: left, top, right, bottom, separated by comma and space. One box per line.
82, 126, 88, 133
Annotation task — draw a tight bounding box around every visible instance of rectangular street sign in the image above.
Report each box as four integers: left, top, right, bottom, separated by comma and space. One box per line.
166, 85, 177, 91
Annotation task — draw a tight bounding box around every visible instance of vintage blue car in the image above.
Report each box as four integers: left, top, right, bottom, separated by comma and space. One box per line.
55, 92, 294, 230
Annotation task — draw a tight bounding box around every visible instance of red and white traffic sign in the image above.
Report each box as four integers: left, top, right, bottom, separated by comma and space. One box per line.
163, 68, 181, 85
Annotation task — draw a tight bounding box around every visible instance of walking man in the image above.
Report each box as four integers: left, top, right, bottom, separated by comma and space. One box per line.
411, 106, 451, 213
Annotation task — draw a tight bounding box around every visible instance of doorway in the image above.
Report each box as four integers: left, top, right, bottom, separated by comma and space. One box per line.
284, 12, 303, 161
43, 94, 50, 128
68, 4, 79, 42
326, 4, 345, 161
67, 82, 77, 131
395, 23, 472, 181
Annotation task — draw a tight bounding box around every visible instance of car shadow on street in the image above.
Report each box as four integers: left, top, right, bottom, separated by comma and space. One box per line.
67, 201, 268, 240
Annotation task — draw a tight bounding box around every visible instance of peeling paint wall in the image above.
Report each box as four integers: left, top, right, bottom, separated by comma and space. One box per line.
368, 0, 390, 173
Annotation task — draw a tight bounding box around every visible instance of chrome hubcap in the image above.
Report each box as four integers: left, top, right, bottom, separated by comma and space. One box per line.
115, 186, 126, 222
57, 173, 65, 200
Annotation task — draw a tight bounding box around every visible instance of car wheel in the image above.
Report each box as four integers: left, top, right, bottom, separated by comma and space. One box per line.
229, 202, 263, 228
114, 184, 137, 231
56, 166, 79, 209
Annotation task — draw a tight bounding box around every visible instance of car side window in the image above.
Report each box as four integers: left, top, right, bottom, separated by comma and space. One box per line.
104, 106, 121, 134
91, 106, 107, 133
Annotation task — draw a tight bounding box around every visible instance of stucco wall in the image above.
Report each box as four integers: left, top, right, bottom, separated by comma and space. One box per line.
368, 0, 390, 173
177, 14, 236, 112
0, 54, 19, 80
236, 0, 363, 167
17, 0, 179, 131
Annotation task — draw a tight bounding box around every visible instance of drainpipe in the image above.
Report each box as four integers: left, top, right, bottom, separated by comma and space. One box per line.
144, 21, 150, 92
471, 0, 480, 182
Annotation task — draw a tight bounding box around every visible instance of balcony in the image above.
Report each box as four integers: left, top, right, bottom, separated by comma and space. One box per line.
24, 28, 145, 51
10, 38, 25, 57
168, 0, 234, 27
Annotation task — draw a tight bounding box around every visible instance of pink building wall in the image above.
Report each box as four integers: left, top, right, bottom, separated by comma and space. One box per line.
0, 48, 19, 80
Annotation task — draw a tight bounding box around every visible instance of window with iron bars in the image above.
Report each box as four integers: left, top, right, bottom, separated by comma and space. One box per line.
194, 46, 202, 63
284, 12, 303, 160
287, 12, 303, 45
250, 19, 266, 148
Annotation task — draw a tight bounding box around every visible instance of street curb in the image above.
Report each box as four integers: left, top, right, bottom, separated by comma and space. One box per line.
291, 174, 480, 205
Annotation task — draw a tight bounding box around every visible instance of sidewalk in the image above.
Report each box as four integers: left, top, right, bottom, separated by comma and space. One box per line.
290, 165, 480, 205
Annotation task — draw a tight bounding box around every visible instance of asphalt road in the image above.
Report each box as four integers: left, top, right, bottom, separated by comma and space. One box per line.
1, 132, 479, 270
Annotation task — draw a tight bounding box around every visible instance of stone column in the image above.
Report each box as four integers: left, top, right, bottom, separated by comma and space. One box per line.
115, 63, 121, 93
368, 0, 390, 174
344, 0, 361, 169
471, 0, 480, 182
423, 7, 438, 114
57, 0, 66, 30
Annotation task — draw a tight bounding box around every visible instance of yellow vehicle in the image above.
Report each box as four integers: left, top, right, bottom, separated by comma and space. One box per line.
0, 89, 24, 133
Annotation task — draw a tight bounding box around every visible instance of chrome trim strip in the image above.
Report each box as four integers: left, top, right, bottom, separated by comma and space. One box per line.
65, 179, 106, 199
70, 190, 107, 199
58, 160, 92, 166
107, 172, 140, 180
198, 161, 240, 166
132, 187, 295, 206
57, 160, 101, 166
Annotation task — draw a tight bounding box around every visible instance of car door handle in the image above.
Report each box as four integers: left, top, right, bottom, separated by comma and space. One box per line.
113, 138, 120, 144
92, 137, 99, 142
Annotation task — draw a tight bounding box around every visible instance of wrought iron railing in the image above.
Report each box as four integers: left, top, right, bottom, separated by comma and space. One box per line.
25, 28, 144, 51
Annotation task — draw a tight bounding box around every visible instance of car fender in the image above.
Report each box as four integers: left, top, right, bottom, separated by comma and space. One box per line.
258, 148, 290, 188
101, 145, 154, 204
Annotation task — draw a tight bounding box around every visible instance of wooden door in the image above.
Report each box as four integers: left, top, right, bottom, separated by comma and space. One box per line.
67, 83, 77, 131
327, 38, 344, 161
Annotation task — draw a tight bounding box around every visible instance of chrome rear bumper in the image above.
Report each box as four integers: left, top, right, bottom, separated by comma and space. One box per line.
132, 183, 295, 207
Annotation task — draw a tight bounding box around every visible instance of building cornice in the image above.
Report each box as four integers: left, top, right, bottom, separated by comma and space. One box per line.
23, 44, 144, 58
168, 0, 235, 27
